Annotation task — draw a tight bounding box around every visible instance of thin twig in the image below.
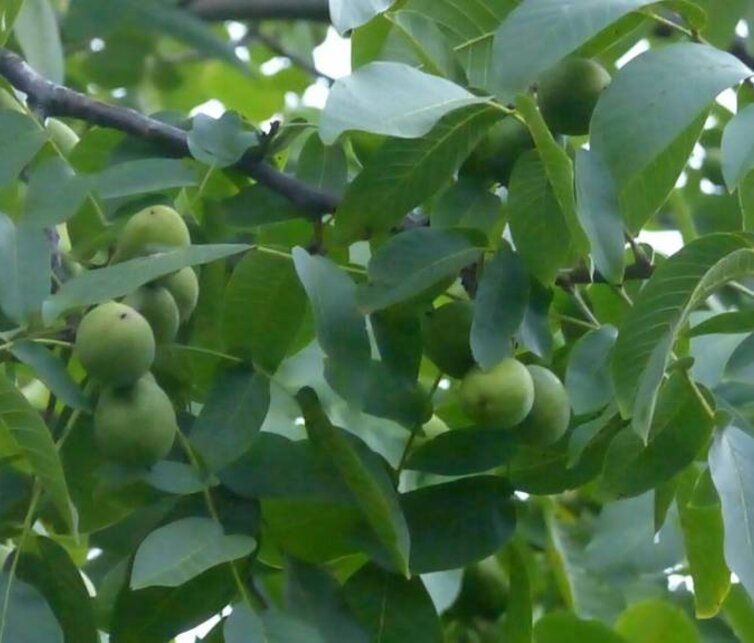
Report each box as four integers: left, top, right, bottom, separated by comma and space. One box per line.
248, 26, 334, 85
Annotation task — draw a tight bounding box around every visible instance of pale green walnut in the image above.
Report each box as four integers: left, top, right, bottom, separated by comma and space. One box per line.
518, 365, 571, 446
75, 302, 155, 385
159, 267, 199, 323
113, 205, 190, 262
538, 58, 611, 136
94, 376, 177, 468
124, 286, 180, 344
459, 358, 534, 428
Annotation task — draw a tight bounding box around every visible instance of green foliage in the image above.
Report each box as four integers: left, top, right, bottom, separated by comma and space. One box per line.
4, 0, 754, 640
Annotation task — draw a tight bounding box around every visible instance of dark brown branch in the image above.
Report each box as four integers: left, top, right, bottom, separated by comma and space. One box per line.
185, 0, 330, 22
555, 261, 655, 289
0, 49, 337, 216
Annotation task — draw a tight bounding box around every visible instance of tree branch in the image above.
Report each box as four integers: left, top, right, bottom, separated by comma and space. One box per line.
555, 261, 655, 289
0, 49, 337, 215
184, 0, 330, 22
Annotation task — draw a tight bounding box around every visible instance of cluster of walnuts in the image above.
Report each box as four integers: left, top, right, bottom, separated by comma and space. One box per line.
74, 206, 199, 469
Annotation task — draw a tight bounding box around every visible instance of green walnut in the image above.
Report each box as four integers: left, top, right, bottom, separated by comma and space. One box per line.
459, 358, 534, 428
538, 58, 611, 136
113, 205, 190, 262
518, 365, 571, 446
123, 285, 180, 344
461, 117, 534, 186
75, 302, 155, 386
94, 375, 178, 468
422, 301, 475, 379
159, 267, 199, 323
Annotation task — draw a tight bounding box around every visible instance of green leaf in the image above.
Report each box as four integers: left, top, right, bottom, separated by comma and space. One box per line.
43, 243, 249, 324
615, 600, 700, 643
188, 112, 259, 167
611, 233, 754, 438
516, 94, 589, 254
534, 611, 625, 643
491, 0, 649, 99
296, 134, 348, 198
601, 374, 714, 497
688, 310, 754, 337
722, 585, 754, 643
142, 461, 211, 495
0, 215, 51, 324
190, 369, 271, 472
330, 0, 393, 35
402, 475, 515, 573
335, 104, 502, 241
591, 43, 750, 188
508, 150, 575, 284
296, 387, 411, 576
224, 603, 326, 643
403, 0, 517, 88
111, 564, 238, 643
0, 574, 63, 643
342, 564, 443, 643
566, 326, 618, 416
406, 428, 517, 476
545, 508, 625, 621
321, 62, 489, 143
222, 185, 307, 228
0, 373, 75, 530
575, 150, 626, 283
709, 425, 754, 600
292, 248, 371, 403
16, 535, 98, 643
130, 517, 256, 590
471, 247, 529, 369
722, 104, 754, 192
14, 0, 64, 84
25, 158, 88, 227
92, 159, 199, 199
357, 228, 485, 313
430, 178, 502, 233
0, 0, 24, 46
285, 560, 369, 643
222, 249, 308, 372
0, 109, 47, 187
220, 433, 352, 503
10, 340, 90, 411
677, 467, 731, 618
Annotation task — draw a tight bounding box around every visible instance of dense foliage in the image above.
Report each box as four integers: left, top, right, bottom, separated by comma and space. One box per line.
2, 0, 754, 641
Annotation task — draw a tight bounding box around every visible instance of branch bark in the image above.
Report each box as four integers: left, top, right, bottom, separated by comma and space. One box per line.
0, 49, 337, 215
185, 0, 330, 22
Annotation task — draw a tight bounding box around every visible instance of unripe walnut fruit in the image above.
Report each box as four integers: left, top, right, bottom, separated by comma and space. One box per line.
459, 359, 534, 428
75, 302, 155, 386
124, 286, 180, 344
94, 376, 178, 468
159, 267, 199, 323
113, 205, 190, 262
518, 365, 571, 446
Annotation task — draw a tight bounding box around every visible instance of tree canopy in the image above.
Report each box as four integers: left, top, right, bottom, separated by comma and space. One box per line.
2, 0, 754, 641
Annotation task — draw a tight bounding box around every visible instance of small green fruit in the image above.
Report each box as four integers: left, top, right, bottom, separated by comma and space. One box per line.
422, 301, 475, 379
113, 205, 190, 262
159, 267, 199, 323
75, 302, 155, 386
460, 359, 534, 428
94, 376, 177, 468
518, 365, 571, 446
46, 118, 80, 156
461, 117, 534, 186
123, 286, 180, 344
538, 58, 611, 136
